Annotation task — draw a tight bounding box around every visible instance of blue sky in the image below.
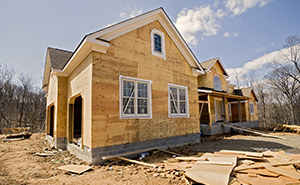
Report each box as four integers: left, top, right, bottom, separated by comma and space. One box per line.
0, 0, 299, 87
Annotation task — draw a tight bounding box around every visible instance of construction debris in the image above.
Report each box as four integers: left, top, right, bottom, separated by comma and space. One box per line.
222, 124, 286, 139
4, 127, 32, 139
57, 165, 92, 174
274, 124, 300, 135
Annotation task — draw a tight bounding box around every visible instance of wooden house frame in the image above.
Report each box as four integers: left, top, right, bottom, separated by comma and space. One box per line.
42, 8, 258, 164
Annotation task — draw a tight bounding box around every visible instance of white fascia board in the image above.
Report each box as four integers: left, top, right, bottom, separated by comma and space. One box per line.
192, 68, 205, 76
198, 89, 212, 93
56, 39, 110, 77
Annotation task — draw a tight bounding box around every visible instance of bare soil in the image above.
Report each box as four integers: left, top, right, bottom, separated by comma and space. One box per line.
0, 130, 299, 185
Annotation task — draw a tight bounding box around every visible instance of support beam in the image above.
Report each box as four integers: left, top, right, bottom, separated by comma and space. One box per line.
208, 94, 212, 130
238, 99, 242, 122
199, 103, 204, 121
222, 96, 226, 124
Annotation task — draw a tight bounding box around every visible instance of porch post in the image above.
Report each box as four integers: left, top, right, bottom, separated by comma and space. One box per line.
222, 96, 226, 123
208, 94, 212, 129
238, 99, 242, 122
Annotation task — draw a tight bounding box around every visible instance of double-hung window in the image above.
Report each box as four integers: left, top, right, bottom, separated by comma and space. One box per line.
120, 75, 152, 119
151, 29, 166, 60
168, 83, 189, 118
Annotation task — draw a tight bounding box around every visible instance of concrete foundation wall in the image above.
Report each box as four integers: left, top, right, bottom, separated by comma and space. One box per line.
200, 121, 259, 136
90, 132, 200, 164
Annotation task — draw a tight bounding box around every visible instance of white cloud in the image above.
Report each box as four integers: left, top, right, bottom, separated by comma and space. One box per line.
119, 12, 127, 18
225, 0, 273, 16
254, 42, 275, 52
227, 46, 293, 83
214, 0, 220, 7
175, 5, 225, 45
254, 46, 266, 52
119, 4, 143, 19
224, 32, 238, 37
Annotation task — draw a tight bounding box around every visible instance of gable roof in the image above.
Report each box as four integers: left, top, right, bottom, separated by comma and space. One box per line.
201, 57, 229, 77
48, 47, 73, 70
59, 7, 205, 76
241, 87, 259, 102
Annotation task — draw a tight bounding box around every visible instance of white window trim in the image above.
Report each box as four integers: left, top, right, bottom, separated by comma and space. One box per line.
168, 83, 189, 118
151, 29, 166, 60
249, 102, 255, 115
119, 75, 152, 119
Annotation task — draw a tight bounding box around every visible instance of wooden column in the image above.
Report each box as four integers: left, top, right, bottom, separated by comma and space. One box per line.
208, 94, 212, 130
222, 96, 226, 124
238, 99, 242, 122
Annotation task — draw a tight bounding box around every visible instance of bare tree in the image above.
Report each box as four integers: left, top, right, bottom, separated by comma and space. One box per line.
18, 73, 34, 127
265, 66, 300, 125
233, 69, 241, 89
242, 69, 258, 88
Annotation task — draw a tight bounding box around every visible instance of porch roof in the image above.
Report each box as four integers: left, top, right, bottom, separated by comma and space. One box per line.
198, 89, 249, 100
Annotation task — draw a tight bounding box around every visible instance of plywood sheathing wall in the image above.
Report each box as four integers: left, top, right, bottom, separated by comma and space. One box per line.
66, 54, 93, 148
197, 61, 227, 92
91, 21, 199, 148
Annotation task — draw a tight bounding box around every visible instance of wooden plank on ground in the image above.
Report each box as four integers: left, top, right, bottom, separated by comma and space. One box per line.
185, 156, 237, 185
234, 160, 300, 172
222, 124, 285, 139
116, 157, 157, 167
264, 164, 300, 180
57, 165, 92, 174
174, 157, 207, 161
101, 147, 158, 160
218, 150, 264, 158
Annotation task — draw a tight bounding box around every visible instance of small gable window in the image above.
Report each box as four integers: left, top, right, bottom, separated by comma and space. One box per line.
213, 75, 222, 91
154, 34, 162, 53
151, 29, 165, 60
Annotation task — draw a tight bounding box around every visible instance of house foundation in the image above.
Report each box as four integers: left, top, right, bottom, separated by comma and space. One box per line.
200, 121, 259, 136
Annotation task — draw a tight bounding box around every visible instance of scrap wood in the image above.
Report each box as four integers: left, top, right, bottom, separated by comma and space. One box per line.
214, 152, 267, 161
238, 169, 280, 177
185, 156, 237, 185
264, 164, 300, 180
2, 137, 25, 142
234, 160, 300, 172
57, 165, 92, 174
36, 151, 58, 157
218, 150, 264, 158
222, 124, 286, 139
263, 150, 293, 162
174, 156, 207, 161
116, 156, 157, 167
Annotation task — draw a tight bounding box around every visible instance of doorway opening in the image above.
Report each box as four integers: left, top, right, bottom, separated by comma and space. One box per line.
73, 96, 82, 146
49, 105, 54, 137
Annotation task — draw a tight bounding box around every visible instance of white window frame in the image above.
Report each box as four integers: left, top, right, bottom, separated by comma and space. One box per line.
213, 75, 222, 91
228, 103, 232, 116
151, 29, 166, 60
119, 75, 152, 119
168, 83, 189, 118
249, 102, 255, 115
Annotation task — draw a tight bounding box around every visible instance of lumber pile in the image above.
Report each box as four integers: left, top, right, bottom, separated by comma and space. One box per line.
274, 124, 300, 135
139, 149, 300, 184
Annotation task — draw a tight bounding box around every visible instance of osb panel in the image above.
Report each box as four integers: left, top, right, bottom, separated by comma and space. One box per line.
66, 54, 93, 147
47, 75, 57, 107
91, 20, 199, 148
56, 77, 68, 138
198, 61, 228, 92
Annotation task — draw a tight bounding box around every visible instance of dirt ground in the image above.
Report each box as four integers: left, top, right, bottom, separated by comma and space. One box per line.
0, 130, 299, 185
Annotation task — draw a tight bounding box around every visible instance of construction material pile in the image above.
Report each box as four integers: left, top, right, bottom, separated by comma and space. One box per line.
118, 148, 300, 184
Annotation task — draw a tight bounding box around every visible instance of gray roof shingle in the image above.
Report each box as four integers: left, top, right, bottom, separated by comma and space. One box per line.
48, 47, 73, 70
